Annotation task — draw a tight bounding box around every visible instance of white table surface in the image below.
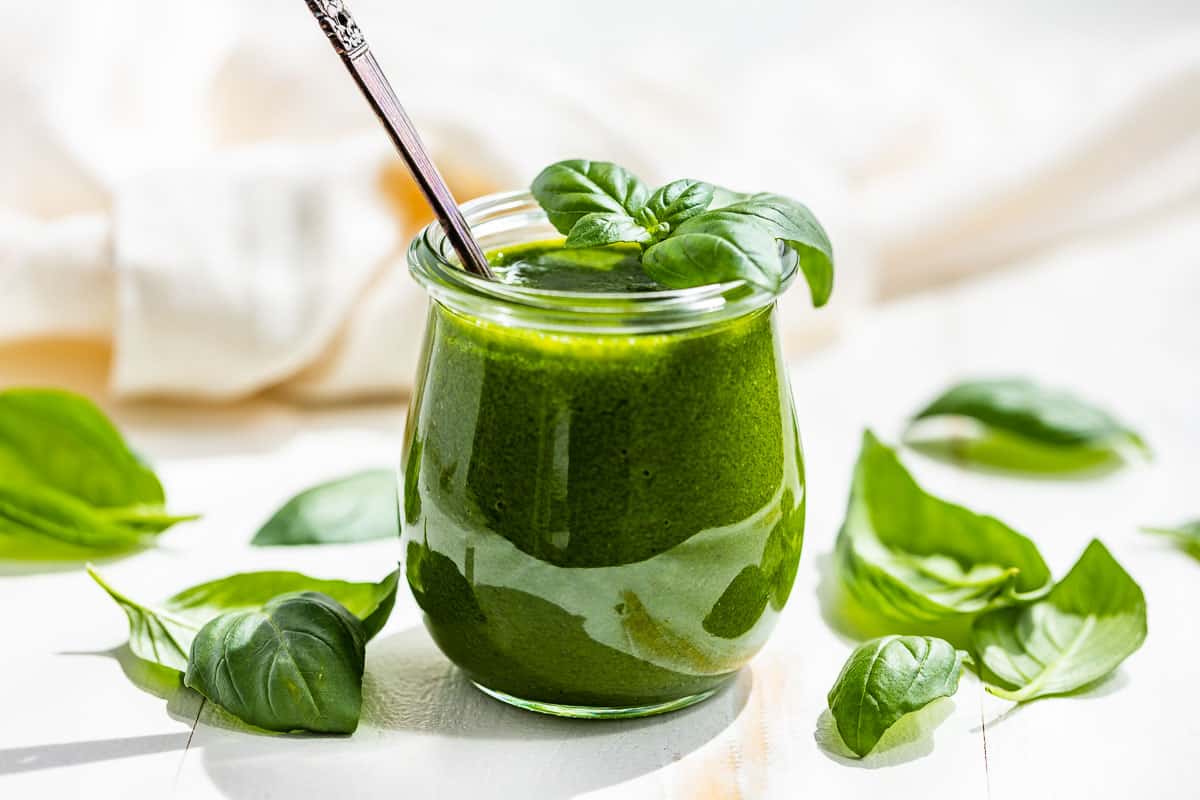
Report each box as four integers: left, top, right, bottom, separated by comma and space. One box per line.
2, 207, 1198, 799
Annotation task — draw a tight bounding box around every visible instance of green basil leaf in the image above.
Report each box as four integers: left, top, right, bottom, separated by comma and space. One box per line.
827, 635, 963, 758
184, 592, 366, 734
907, 378, 1149, 473
563, 212, 650, 248
836, 431, 1052, 624
973, 539, 1147, 703
531, 160, 650, 234
251, 469, 397, 547
642, 211, 783, 291
0, 483, 152, 557
716, 193, 835, 307
89, 566, 399, 672
644, 179, 714, 229
0, 388, 164, 508
1142, 520, 1200, 560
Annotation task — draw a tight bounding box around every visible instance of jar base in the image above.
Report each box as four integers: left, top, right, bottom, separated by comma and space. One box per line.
471, 682, 718, 719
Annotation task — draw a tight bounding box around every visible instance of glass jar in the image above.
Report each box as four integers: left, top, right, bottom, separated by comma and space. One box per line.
401, 191, 805, 718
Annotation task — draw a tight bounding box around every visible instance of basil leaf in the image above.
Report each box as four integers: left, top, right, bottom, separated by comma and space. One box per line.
0, 484, 149, 556
836, 431, 1052, 624
717, 194, 835, 307
563, 212, 650, 249
1142, 520, 1200, 560
0, 388, 164, 508
827, 635, 963, 758
907, 378, 1148, 473
185, 592, 366, 734
973, 539, 1147, 703
643, 211, 784, 291
89, 566, 399, 672
252, 469, 397, 547
644, 179, 714, 229
531, 159, 650, 234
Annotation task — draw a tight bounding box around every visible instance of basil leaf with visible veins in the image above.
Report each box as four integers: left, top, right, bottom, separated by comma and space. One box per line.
531, 160, 649, 234
643, 211, 785, 291
973, 539, 1147, 703
252, 469, 397, 547
564, 212, 651, 248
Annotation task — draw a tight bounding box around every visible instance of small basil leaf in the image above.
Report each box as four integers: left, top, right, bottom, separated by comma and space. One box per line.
0, 388, 165, 508
836, 431, 1052, 624
702, 565, 771, 639
827, 635, 963, 758
645, 179, 714, 229
184, 592, 366, 734
1142, 520, 1200, 560
643, 211, 783, 291
907, 378, 1149, 472
973, 540, 1147, 703
89, 567, 399, 672
717, 194, 835, 307
531, 160, 650, 234
564, 212, 651, 248
252, 469, 397, 547
0, 484, 148, 556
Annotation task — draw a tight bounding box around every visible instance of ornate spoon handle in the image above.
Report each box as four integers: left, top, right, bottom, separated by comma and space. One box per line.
302, 0, 493, 278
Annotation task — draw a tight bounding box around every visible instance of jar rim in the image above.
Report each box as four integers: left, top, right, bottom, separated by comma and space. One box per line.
407, 190, 796, 333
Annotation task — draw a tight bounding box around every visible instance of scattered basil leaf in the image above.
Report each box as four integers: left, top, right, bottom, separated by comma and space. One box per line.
1142, 520, 1200, 560
973, 539, 1147, 702
827, 635, 963, 758
644, 179, 714, 231
531, 160, 649, 234
1, 484, 150, 556
564, 212, 650, 248
89, 566, 399, 672
836, 431, 1052, 624
716, 193, 835, 307
906, 378, 1149, 473
184, 592, 366, 734
643, 211, 784, 291
251, 469, 398, 547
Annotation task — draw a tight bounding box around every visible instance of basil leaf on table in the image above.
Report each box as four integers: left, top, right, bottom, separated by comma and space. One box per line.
1142, 520, 1200, 560
252, 469, 398, 547
906, 378, 1148, 473
643, 179, 714, 231
531, 160, 650, 234
89, 566, 399, 672
0, 484, 151, 556
973, 539, 1146, 703
643, 211, 786, 291
835, 431, 1052, 624
185, 592, 366, 734
564, 212, 651, 248
827, 635, 964, 758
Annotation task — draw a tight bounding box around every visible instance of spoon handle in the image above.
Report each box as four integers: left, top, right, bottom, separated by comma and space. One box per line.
302, 0, 493, 278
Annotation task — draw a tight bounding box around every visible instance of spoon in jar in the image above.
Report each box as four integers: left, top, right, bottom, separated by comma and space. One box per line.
301, 0, 494, 279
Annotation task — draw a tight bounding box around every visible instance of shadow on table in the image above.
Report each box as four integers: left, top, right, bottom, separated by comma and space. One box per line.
197, 625, 752, 800
0, 732, 192, 776
813, 700, 955, 768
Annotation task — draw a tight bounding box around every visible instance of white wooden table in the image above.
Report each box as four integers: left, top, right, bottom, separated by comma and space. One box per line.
2, 209, 1198, 799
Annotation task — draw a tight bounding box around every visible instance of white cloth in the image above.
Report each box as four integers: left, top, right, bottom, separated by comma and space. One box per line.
2, 1, 1199, 400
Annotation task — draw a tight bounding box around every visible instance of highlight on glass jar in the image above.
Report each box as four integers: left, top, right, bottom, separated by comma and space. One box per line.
400, 162, 835, 718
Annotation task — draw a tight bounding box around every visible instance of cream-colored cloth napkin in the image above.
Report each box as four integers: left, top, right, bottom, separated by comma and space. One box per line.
2, 1, 1198, 401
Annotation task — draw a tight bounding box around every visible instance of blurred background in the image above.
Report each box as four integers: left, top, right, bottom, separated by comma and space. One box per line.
2, 0, 1199, 402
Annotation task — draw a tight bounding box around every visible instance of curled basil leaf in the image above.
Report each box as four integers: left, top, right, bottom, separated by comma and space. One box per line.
564, 212, 650, 249
252, 469, 398, 547
906, 378, 1149, 473
531, 160, 649, 234
973, 539, 1147, 703
827, 635, 963, 757
1142, 520, 1200, 560
185, 592, 366, 734
89, 566, 399, 672
643, 211, 784, 291
836, 431, 1052, 624
644, 179, 714, 230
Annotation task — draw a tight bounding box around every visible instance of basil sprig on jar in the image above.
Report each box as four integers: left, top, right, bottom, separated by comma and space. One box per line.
531, 159, 834, 305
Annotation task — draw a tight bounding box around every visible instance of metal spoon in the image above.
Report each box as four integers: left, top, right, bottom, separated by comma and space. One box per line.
302, 0, 494, 279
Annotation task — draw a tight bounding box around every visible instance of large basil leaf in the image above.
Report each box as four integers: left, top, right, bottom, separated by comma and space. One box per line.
644, 179, 714, 230
973, 539, 1147, 703
716, 193, 835, 307
0, 388, 164, 508
251, 469, 398, 547
827, 635, 963, 757
836, 431, 1052, 624
643, 211, 784, 291
185, 592, 365, 734
531, 160, 649, 234
89, 566, 399, 672
907, 378, 1148, 473
1142, 520, 1200, 560
564, 212, 650, 248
